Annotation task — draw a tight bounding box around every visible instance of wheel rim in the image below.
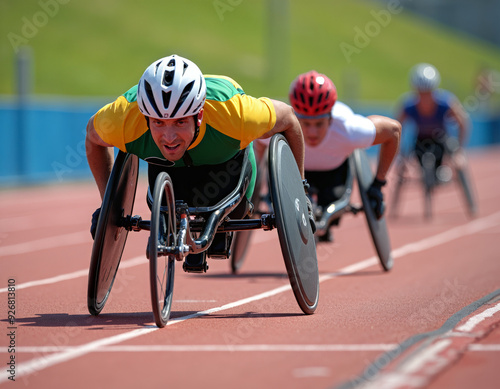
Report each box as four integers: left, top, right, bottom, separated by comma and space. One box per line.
150, 173, 177, 327
456, 168, 477, 216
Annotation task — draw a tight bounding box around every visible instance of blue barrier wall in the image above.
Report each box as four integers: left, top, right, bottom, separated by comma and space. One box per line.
1, 97, 499, 186
0, 98, 106, 185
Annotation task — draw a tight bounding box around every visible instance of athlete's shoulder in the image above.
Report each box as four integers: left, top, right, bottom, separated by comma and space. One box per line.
94, 85, 147, 151
433, 89, 458, 107
331, 101, 355, 119
122, 84, 139, 103
204, 75, 245, 102
97, 86, 141, 119
399, 91, 418, 108
330, 101, 375, 136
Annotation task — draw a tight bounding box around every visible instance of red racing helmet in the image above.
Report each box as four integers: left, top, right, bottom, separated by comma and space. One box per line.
289, 71, 337, 118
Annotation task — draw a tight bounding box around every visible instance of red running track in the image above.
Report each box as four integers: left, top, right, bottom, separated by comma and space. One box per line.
1, 146, 499, 388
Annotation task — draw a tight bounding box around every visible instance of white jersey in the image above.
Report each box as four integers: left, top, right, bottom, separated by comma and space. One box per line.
304, 101, 376, 171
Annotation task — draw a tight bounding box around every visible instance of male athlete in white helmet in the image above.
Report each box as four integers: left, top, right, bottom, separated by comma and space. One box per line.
86, 54, 309, 272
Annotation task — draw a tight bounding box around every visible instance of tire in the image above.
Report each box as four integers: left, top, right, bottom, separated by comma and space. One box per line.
88, 152, 139, 316
230, 230, 253, 274
230, 150, 266, 274
268, 134, 319, 314
149, 172, 177, 328
456, 167, 478, 218
424, 183, 433, 220
352, 149, 393, 272
421, 152, 435, 220
390, 158, 406, 219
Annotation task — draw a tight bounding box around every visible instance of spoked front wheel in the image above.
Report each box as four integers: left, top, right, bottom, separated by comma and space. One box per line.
149, 172, 177, 328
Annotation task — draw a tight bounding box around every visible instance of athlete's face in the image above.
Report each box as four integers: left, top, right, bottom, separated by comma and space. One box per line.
298, 117, 331, 147
148, 111, 203, 161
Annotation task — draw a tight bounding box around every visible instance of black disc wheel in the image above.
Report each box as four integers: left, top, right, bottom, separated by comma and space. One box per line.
352, 149, 394, 272
268, 134, 319, 314
149, 172, 177, 328
88, 152, 139, 316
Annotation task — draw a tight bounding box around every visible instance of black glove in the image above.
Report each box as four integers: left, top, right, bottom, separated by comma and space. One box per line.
303, 180, 316, 234
90, 208, 101, 240
367, 178, 386, 220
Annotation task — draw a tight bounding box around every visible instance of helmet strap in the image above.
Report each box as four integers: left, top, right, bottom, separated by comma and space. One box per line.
189, 110, 204, 147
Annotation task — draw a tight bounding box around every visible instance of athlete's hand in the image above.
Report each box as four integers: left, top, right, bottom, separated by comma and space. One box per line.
90, 208, 101, 240
367, 178, 386, 220
305, 196, 317, 234
303, 180, 316, 234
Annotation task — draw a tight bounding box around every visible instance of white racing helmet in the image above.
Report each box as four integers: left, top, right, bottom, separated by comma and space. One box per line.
410, 63, 441, 92
137, 54, 206, 119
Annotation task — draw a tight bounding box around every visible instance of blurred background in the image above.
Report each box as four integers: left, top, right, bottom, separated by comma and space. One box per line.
1, 0, 500, 185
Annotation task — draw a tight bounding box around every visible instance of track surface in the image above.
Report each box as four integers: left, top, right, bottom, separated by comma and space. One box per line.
1, 147, 499, 388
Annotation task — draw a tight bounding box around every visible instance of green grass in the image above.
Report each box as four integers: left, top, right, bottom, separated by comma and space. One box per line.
1, 0, 500, 103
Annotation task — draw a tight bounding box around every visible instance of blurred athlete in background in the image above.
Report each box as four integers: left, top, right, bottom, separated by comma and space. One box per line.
285, 70, 401, 241
396, 63, 470, 181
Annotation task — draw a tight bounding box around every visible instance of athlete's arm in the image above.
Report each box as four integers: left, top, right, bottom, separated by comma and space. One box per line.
396, 109, 408, 127
85, 114, 115, 200
368, 115, 402, 181
261, 99, 305, 178
447, 100, 470, 147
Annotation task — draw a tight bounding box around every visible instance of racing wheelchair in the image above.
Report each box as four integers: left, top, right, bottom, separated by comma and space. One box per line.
389, 136, 477, 220
231, 148, 394, 273
87, 134, 319, 328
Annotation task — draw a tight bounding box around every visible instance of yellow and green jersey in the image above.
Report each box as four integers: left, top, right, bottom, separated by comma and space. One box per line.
94, 75, 277, 167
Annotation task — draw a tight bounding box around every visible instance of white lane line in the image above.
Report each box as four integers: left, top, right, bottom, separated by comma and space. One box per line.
356, 304, 500, 389
397, 339, 452, 375
392, 212, 500, 259
359, 343, 452, 389
5, 344, 398, 353
468, 344, 500, 351
174, 300, 217, 303
456, 302, 500, 332
0, 256, 146, 293
0, 284, 291, 383
0, 327, 158, 384
320, 211, 500, 281
0, 213, 90, 233
1, 212, 499, 295
0, 224, 271, 258
1, 212, 499, 383
1, 210, 499, 298
293, 367, 331, 378
0, 231, 89, 257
